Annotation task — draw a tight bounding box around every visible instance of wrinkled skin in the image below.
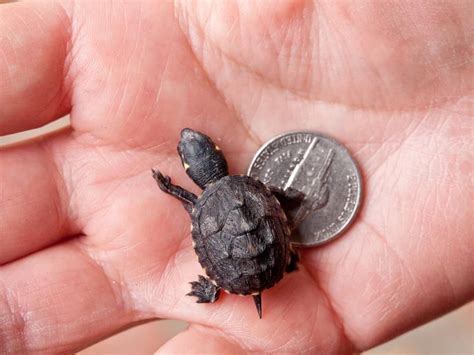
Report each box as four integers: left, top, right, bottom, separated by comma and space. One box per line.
0, 1, 472, 353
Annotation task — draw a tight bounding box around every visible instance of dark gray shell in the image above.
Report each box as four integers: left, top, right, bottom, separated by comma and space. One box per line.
191, 175, 291, 295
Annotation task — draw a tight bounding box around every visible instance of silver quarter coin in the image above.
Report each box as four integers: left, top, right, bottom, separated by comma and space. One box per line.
248, 131, 362, 246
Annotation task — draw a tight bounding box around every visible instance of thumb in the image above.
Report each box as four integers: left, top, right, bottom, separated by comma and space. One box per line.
156, 325, 243, 354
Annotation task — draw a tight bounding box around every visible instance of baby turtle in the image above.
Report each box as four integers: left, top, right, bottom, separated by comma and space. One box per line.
152, 128, 299, 318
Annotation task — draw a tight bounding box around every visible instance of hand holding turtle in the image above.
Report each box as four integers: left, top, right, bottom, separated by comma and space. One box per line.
0, 1, 472, 353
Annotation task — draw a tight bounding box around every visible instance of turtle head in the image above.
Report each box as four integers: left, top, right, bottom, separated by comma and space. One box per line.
178, 128, 229, 189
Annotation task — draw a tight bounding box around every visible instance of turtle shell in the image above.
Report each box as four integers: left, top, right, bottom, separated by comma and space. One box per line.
191, 175, 291, 295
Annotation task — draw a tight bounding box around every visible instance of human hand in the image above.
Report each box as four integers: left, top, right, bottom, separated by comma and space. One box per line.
1, 1, 472, 353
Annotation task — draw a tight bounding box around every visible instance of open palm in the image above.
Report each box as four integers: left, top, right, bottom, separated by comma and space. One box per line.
1, 1, 472, 353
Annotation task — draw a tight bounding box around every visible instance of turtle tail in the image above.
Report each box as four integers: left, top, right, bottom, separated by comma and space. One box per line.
253, 293, 263, 319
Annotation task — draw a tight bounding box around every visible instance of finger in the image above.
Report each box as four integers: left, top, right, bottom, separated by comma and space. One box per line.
0, 132, 77, 264
302, 110, 474, 349
303, 220, 473, 351
157, 325, 243, 354
0, 1, 71, 134
146, 245, 353, 353
0, 239, 139, 353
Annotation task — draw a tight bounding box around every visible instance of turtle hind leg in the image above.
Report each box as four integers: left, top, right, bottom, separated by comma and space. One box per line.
286, 249, 299, 273
152, 169, 197, 214
187, 275, 221, 303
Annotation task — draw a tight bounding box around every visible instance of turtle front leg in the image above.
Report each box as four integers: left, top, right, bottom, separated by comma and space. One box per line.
187, 275, 221, 303
152, 169, 197, 214
269, 186, 305, 230
270, 186, 305, 210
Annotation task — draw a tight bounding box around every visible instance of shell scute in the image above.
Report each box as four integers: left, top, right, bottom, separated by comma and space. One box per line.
204, 233, 232, 261
231, 233, 267, 258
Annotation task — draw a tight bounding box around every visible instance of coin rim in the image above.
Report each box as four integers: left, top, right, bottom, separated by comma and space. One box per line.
247, 130, 363, 247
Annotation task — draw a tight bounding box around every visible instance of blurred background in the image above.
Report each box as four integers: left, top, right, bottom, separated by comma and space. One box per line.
0, 118, 472, 354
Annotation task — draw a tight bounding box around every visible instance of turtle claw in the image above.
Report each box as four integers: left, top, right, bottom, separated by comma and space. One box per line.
187, 275, 220, 303
152, 168, 197, 214
152, 169, 171, 190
